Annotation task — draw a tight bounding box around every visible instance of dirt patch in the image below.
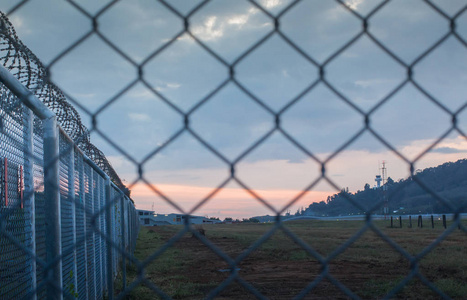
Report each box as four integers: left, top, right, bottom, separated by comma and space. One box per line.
139, 222, 466, 299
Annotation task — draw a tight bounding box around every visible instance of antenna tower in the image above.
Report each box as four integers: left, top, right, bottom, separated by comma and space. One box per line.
381, 161, 388, 219
381, 161, 387, 187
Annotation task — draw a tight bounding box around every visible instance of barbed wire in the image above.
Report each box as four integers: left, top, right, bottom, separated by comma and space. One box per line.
0, 11, 129, 195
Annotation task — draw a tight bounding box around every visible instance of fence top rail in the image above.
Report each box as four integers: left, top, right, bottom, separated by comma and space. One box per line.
59, 125, 82, 154
58, 126, 114, 183
83, 154, 109, 181
111, 182, 125, 195
0, 63, 54, 120
110, 182, 135, 208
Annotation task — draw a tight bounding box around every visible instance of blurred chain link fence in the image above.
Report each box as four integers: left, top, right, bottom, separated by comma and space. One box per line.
0, 70, 139, 299
1, 0, 467, 299
0, 11, 128, 194
0, 10, 139, 299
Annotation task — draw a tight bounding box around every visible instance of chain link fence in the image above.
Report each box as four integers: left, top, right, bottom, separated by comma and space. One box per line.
0, 11, 129, 194
1, 0, 467, 299
0, 34, 139, 300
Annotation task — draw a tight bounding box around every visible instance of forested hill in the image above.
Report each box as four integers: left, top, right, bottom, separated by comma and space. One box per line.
301, 159, 467, 217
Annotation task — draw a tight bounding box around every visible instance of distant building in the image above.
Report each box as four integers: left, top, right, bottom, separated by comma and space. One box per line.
137, 209, 222, 226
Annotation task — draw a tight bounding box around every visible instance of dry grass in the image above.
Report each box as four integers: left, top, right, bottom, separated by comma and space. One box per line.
116, 219, 467, 299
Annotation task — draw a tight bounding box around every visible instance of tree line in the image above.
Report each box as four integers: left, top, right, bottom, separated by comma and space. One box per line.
297, 159, 467, 216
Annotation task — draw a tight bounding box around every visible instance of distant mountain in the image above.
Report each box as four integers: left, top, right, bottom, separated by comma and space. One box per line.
301, 159, 467, 217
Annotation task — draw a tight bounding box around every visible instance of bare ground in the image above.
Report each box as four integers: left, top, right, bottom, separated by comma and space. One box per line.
124, 221, 467, 299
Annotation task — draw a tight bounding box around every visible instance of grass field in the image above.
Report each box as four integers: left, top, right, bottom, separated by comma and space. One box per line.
117, 219, 466, 299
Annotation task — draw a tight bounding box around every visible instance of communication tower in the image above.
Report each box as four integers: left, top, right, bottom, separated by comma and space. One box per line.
381, 161, 388, 219
381, 161, 387, 188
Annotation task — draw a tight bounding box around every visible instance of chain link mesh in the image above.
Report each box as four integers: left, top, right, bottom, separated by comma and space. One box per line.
0, 93, 31, 299
0, 92, 138, 299
0, 11, 128, 193
1, 0, 467, 299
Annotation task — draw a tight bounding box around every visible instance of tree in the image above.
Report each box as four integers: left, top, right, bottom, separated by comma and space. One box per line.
299, 159, 467, 215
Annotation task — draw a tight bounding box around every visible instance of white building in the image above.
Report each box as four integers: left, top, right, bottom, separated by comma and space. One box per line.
137, 210, 221, 226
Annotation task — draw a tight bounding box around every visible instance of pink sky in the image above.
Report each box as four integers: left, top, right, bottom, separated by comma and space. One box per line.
124, 136, 467, 220
129, 181, 332, 219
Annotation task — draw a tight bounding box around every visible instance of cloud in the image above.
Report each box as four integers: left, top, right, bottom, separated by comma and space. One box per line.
96, 0, 183, 63
153, 80, 182, 92
287, 157, 306, 164
354, 79, 397, 88
342, 0, 365, 11
431, 147, 467, 154
166, 82, 181, 89
228, 14, 249, 26
80, 134, 467, 219
2, 0, 465, 219
9, 15, 31, 35
128, 113, 151, 122
192, 16, 224, 41
184, 1, 274, 63
260, 0, 283, 9
190, 4, 267, 42
127, 88, 153, 100
130, 181, 331, 219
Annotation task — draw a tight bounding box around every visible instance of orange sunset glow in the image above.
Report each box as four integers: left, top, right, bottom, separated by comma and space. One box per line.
130, 182, 332, 219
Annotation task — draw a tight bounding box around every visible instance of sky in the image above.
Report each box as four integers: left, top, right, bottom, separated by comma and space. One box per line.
1, 0, 467, 219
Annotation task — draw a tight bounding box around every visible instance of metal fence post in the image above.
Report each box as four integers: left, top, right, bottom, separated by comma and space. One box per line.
0, 63, 62, 300
129, 201, 132, 255
0, 63, 139, 299
126, 198, 131, 257
43, 117, 62, 300
68, 145, 78, 297
0, 62, 140, 300
100, 177, 105, 298
103, 183, 107, 295
80, 157, 88, 299
91, 171, 97, 299
97, 177, 105, 296
105, 177, 114, 300
126, 198, 130, 250
24, 107, 36, 300
120, 192, 126, 292
129, 202, 132, 247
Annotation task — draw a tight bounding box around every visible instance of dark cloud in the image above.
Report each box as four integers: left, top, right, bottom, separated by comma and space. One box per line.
430, 147, 467, 154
